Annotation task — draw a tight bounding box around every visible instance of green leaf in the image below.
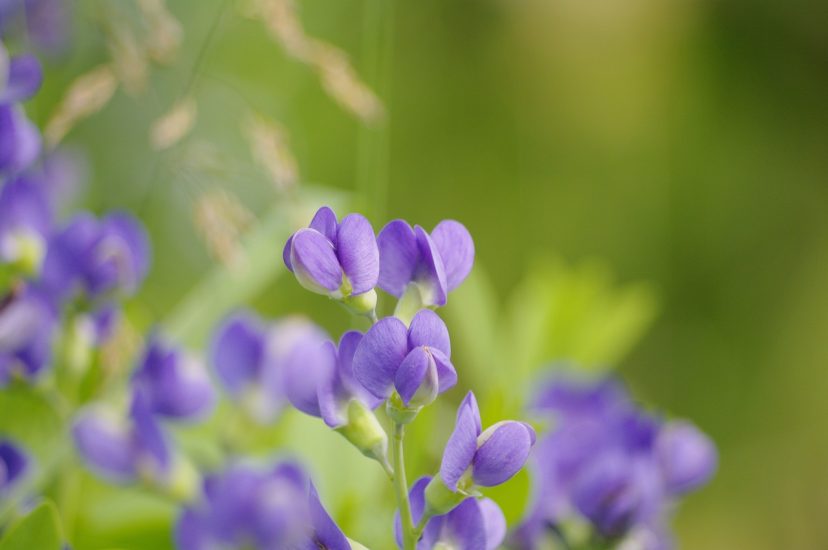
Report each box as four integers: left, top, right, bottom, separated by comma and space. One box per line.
0, 500, 63, 550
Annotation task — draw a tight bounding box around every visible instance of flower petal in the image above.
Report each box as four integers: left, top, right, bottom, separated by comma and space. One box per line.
443, 498, 487, 550
431, 220, 474, 292
283, 332, 336, 418
377, 220, 420, 297
394, 476, 431, 548
472, 421, 535, 487
130, 390, 171, 472
210, 312, 265, 395
413, 226, 448, 306
440, 392, 482, 490
4, 55, 43, 102
73, 407, 135, 481
309, 482, 350, 550
407, 309, 450, 356
309, 206, 338, 242
290, 228, 343, 294
352, 316, 409, 399
335, 213, 379, 295
282, 234, 294, 271
657, 421, 717, 495
478, 498, 507, 550
430, 348, 457, 393
336, 330, 382, 409
394, 347, 434, 406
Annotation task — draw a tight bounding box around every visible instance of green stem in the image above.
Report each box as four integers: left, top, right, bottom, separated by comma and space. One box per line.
392, 422, 416, 550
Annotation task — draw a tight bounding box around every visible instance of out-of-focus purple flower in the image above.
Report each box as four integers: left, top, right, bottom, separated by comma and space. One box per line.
0, 104, 40, 174
73, 391, 171, 483
0, 177, 52, 274
35, 147, 88, 213
656, 421, 717, 495
211, 312, 331, 423
395, 476, 506, 550
0, 0, 72, 53
0, 439, 27, 494
514, 374, 717, 549
439, 391, 535, 491
175, 461, 350, 550
41, 211, 150, 302
1, 52, 42, 102
283, 206, 379, 303
377, 218, 473, 307
0, 284, 55, 384
352, 309, 456, 406
132, 335, 215, 421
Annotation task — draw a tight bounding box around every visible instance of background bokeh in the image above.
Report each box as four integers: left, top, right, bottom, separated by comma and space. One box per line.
21, 0, 828, 548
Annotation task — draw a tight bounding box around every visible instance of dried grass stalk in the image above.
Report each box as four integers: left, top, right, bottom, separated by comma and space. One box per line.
45, 65, 119, 146
243, 114, 298, 192
193, 189, 254, 269
138, 0, 183, 64
151, 97, 198, 151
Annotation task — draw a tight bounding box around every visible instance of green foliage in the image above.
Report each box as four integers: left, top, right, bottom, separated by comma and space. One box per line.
0, 500, 63, 550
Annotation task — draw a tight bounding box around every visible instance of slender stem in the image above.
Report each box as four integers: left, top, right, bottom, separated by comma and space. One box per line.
392, 422, 416, 550
414, 513, 432, 539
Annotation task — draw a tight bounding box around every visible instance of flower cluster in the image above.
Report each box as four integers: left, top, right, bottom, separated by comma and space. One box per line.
514, 374, 717, 549
279, 206, 535, 549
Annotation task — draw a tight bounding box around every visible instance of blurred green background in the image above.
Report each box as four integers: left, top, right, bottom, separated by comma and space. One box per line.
22, 0, 828, 548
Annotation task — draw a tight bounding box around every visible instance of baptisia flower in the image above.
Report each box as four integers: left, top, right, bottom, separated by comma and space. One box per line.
513, 374, 717, 550
176, 461, 352, 550
41, 211, 150, 303
283, 206, 379, 315
395, 476, 506, 550
211, 312, 332, 424
132, 335, 216, 421
73, 391, 171, 484
353, 309, 457, 420
282, 328, 389, 469
0, 177, 52, 275
377, 218, 473, 319
0, 439, 27, 495
0, 284, 56, 385
0, 47, 42, 174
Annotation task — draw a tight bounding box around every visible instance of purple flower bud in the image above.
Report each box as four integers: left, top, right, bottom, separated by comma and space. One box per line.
657, 421, 717, 495
377, 219, 474, 307
41, 212, 150, 301
352, 309, 457, 404
440, 391, 536, 491
283, 206, 379, 300
0, 0, 72, 53
175, 461, 350, 550
395, 476, 506, 550
0, 439, 28, 494
132, 335, 216, 421
0, 285, 56, 384
72, 392, 171, 483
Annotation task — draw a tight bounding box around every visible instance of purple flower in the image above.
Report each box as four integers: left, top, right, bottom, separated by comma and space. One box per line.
41, 211, 150, 302
132, 335, 216, 421
352, 309, 457, 406
515, 374, 717, 548
0, 177, 51, 273
396, 476, 506, 550
283, 206, 379, 303
1, 52, 43, 103
0, 284, 56, 384
175, 461, 350, 550
0, 0, 72, 53
656, 421, 717, 495
0, 439, 27, 494
377, 219, 473, 307
440, 391, 535, 491
0, 104, 40, 174
73, 391, 171, 483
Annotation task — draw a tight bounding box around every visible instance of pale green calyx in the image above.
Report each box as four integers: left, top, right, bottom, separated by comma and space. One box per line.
386, 392, 422, 425
423, 475, 468, 517
342, 287, 377, 317
335, 400, 391, 473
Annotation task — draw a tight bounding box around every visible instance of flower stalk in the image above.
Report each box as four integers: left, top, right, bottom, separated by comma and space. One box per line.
392, 421, 417, 550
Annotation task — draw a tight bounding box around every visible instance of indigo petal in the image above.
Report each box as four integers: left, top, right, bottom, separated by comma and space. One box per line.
430, 348, 457, 393
4, 54, 43, 102
308, 206, 338, 243
0, 440, 27, 491
472, 421, 535, 487
431, 220, 474, 292
394, 347, 432, 406
377, 220, 420, 297
478, 498, 507, 550
336, 213, 379, 295
657, 421, 717, 495
440, 391, 482, 489
283, 332, 336, 418
282, 234, 294, 270
407, 309, 451, 356
443, 498, 487, 550
394, 475, 430, 548
210, 312, 265, 394
413, 225, 447, 306
73, 408, 135, 481
130, 391, 171, 472
289, 228, 343, 294
353, 316, 409, 398
309, 482, 350, 550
